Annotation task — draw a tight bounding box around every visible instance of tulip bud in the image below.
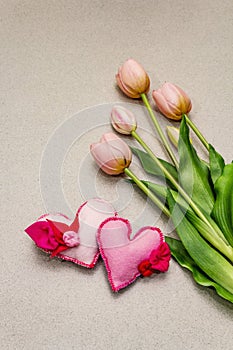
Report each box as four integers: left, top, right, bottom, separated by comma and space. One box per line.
166, 126, 180, 148
111, 105, 137, 135
152, 82, 192, 121
166, 126, 192, 148
116, 59, 150, 98
90, 133, 132, 175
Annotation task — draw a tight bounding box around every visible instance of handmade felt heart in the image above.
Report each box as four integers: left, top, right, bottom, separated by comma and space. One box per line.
25, 198, 116, 268
97, 217, 170, 291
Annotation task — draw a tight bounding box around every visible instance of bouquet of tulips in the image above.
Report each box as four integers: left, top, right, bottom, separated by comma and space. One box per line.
91, 59, 233, 303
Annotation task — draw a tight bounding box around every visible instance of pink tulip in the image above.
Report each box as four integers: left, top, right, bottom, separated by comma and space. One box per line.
152, 82, 192, 121
116, 59, 150, 98
90, 133, 132, 175
111, 105, 137, 135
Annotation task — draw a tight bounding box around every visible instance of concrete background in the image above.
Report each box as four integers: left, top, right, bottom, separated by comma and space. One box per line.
1, 1, 233, 349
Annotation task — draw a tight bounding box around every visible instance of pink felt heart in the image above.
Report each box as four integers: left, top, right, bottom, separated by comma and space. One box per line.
25, 198, 117, 268
97, 217, 166, 291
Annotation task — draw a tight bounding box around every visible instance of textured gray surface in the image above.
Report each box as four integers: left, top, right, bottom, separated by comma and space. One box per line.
1, 1, 233, 349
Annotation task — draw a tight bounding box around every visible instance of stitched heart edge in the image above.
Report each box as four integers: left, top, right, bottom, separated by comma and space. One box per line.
97, 217, 164, 291
28, 201, 99, 268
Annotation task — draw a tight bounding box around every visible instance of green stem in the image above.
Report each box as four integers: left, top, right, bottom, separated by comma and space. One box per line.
124, 167, 170, 217
184, 114, 209, 150
141, 93, 179, 169
132, 130, 214, 229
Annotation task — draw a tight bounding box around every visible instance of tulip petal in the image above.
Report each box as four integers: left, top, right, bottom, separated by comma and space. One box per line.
152, 82, 192, 120
116, 59, 150, 98
116, 72, 141, 98
153, 90, 180, 120
111, 105, 137, 135
90, 133, 132, 175
91, 142, 121, 174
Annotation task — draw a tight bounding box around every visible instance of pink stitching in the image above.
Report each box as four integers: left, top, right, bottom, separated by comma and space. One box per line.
98, 216, 132, 238
133, 226, 164, 243
40, 247, 99, 268
37, 212, 71, 221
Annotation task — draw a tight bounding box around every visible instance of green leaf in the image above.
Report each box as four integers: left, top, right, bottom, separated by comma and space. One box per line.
178, 117, 214, 214
165, 236, 233, 303
131, 147, 178, 187
167, 191, 233, 295
127, 179, 169, 203
142, 180, 231, 253
211, 163, 233, 246
141, 180, 233, 261
184, 209, 233, 261
209, 144, 225, 185
140, 181, 168, 200
141, 180, 192, 216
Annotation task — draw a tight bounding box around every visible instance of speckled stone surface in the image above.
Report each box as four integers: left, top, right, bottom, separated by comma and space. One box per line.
1, 1, 233, 349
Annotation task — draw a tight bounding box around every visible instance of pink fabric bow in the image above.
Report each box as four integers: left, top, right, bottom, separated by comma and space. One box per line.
25, 215, 79, 257
138, 242, 171, 277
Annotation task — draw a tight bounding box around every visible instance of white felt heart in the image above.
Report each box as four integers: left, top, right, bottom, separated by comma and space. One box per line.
25, 198, 116, 268
97, 217, 166, 291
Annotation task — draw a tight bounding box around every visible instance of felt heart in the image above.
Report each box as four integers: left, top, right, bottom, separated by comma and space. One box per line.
98, 217, 169, 291
25, 198, 116, 268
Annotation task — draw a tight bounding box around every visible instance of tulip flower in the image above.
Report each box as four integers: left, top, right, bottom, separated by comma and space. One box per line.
153, 82, 209, 149
152, 82, 192, 121
116, 59, 178, 168
90, 133, 132, 175
116, 59, 150, 98
111, 105, 137, 135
